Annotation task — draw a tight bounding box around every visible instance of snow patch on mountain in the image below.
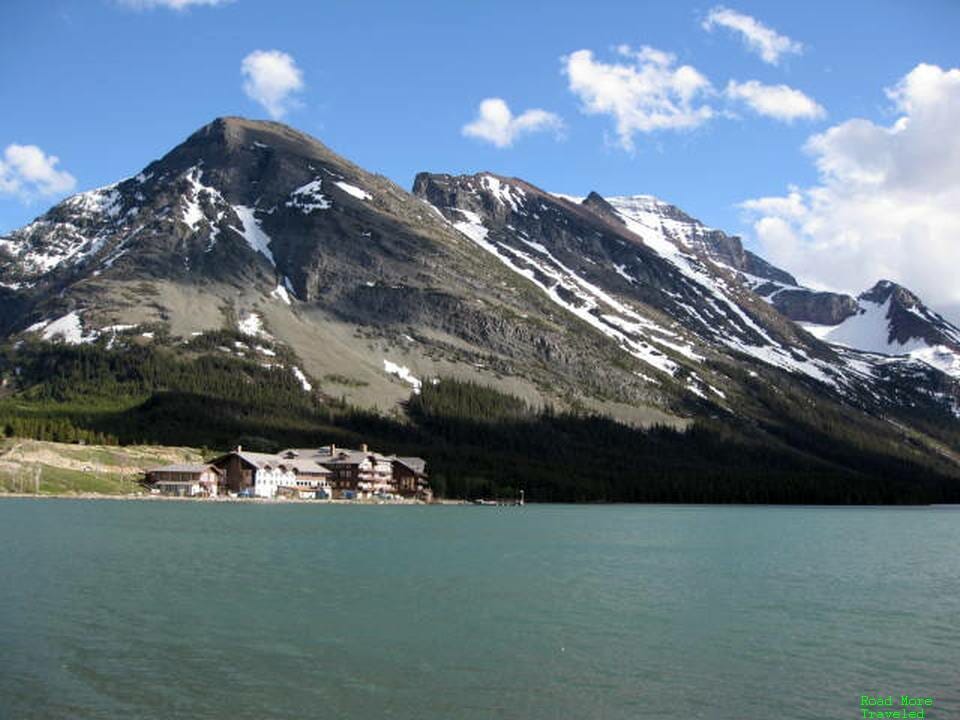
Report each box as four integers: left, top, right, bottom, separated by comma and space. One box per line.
911, 347, 960, 378
31, 311, 99, 345
611, 197, 773, 346
102, 323, 138, 333
68, 184, 123, 219
270, 283, 293, 305
24, 319, 50, 333
449, 208, 691, 378
549, 192, 586, 204
334, 181, 371, 201
801, 298, 926, 354
735, 270, 801, 299
482, 175, 526, 212
451, 208, 490, 244
607, 195, 856, 388
286, 178, 332, 213
101, 225, 144, 269
802, 297, 960, 378
180, 167, 229, 240
231, 206, 275, 265
383, 359, 422, 393
291, 366, 312, 392
2, 183, 127, 282
613, 264, 636, 283
181, 173, 205, 231
237, 312, 265, 337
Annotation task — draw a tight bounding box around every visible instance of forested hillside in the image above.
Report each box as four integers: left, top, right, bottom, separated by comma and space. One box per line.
1, 338, 958, 504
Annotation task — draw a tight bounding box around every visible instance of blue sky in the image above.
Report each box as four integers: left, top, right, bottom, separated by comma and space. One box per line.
2, 0, 959, 315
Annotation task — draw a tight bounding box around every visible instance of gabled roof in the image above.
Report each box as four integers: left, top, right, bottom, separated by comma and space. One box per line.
393, 456, 427, 476
320, 452, 367, 466
315, 446, 390, 465
274, 457, 333, 475
210, 449, 340, 474
233, 451, 281, 469
210, 446, 422, 475
148, 463, 221, 475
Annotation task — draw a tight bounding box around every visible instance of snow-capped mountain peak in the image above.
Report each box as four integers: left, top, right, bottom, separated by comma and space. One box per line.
800, 280, 960, 377
2, 117, 959, 441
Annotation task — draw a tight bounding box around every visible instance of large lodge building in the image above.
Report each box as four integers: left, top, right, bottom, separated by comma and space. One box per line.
146, 444, 430, 501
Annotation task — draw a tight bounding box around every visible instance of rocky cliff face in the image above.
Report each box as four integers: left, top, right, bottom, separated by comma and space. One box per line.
2, 117, 959, 433
765, 289, 860, 326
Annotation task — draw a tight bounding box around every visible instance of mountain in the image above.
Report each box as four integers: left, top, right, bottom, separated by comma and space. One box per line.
1, 117, 958, 498
2, 117, 727, 423
730, 257, 960, 378
412, 174, 837, 389
797, 281, 960, 377
553, 193, 960, 380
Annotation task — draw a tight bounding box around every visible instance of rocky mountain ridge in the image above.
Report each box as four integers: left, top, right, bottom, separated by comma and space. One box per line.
1, 118, 959, 454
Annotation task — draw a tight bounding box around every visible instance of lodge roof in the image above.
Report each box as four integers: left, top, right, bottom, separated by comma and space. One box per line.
393, 457, 427, 476
320, 451, 377, 466
211, 446, 426, 474
274, 458, 334, 474
223, 451, 333, 474
148, 463, 221, 475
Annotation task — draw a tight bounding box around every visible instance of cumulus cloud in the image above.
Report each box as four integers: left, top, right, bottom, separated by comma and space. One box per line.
0, 144, 77, 200
702, 6, 802, 65
461, 98, 564, 148
740, 63, 960, 324
725, 80, 825, 122
740, 188, 807, 218
118, 0, 231, 9
564, 45, 714, 151
241, 50, 304, 119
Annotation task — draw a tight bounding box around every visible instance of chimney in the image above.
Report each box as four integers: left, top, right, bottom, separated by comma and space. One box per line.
362, 443, 368, 453
236, 445, 242, 453
330, 443, 336, 456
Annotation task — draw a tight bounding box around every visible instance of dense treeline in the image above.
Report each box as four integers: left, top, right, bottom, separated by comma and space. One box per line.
1, 341, 958, 504
13, 337, 311, 410
406, 381, 959, 504
1, 416, 113, 445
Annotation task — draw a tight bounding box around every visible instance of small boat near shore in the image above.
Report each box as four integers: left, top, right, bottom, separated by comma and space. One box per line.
473, 491, 524, 507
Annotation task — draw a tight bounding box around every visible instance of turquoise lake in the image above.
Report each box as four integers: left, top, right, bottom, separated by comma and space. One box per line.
1, 500, 958, 719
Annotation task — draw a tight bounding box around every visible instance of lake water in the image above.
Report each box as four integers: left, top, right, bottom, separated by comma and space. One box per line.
1, 500, 958, 719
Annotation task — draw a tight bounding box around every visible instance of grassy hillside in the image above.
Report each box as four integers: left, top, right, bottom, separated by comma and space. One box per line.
0, 438, 202, 495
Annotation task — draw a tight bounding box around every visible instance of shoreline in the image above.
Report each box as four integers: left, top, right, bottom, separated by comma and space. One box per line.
0, 491, 464, 505
4, 493, 954, 508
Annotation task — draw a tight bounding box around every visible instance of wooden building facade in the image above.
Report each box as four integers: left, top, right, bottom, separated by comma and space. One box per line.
145, 463, 222, 497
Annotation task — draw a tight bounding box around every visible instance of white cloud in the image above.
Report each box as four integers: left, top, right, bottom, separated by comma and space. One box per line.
118, 0, 231, 9
0, 144, 77, 200
564, 45, 714, 151
740, 188, 806, 218
241, 50, 304, 120
462, 98, 564, 148
725, 80, 825, 122
740, 63, 960, 324
702, 6, 802, 65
